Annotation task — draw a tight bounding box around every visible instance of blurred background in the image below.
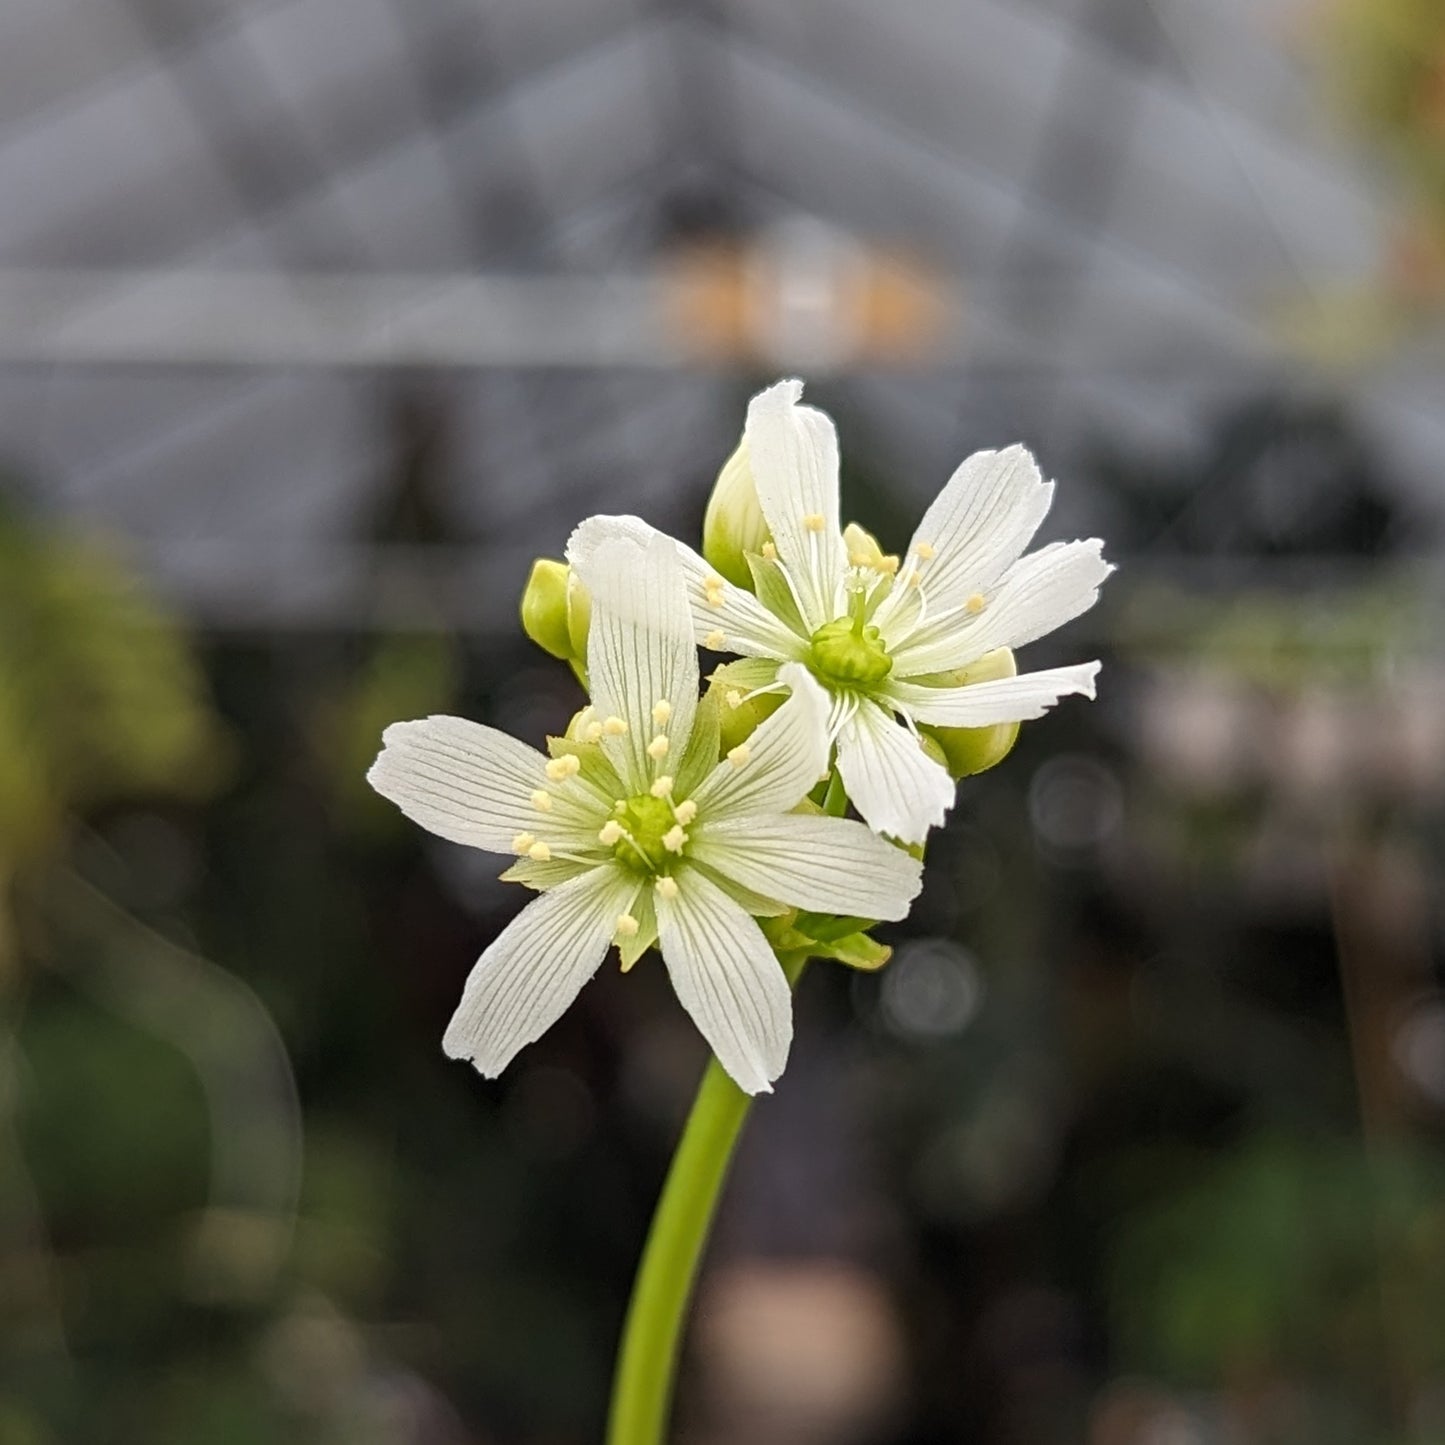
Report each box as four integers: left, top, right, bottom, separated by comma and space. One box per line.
2, 0, 1445, 1441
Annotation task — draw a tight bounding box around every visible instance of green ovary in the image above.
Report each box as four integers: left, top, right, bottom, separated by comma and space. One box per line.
808, 616, 893, 688
613, 794, 679, 874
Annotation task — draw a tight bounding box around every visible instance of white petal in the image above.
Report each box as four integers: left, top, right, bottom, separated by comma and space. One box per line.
888, 661, 1101, 727
744, 380, 847, 632
875, 445, 1052, 636
443, 865, 635, 1077
576, 531, 699, 793
691, 662, 829, 817
656, 868, 792, 1093
835, 699, 955, 844
889, 539, 1112, 677
570, 514, 804, 660
368, 716, 588, 852
691, 814, 922, 921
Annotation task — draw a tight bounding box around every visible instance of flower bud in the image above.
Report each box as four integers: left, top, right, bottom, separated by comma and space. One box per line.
520, 559, 590, 668
708, 664, 785, 755
702, 442, 769, 588
919, 648, 1021, 779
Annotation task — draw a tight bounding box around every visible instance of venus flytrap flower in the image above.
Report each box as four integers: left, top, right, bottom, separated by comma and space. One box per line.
569, 379, 1113, 844
368, 533, 921, 1095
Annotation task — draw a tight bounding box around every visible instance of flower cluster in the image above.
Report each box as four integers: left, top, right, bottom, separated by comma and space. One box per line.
369, 381, 1109, 1092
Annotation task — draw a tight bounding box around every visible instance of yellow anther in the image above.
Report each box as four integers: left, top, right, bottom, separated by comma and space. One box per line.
674, 799, 698, 825
647, 734, 670, 760
545, 754, 581, 781
651, 698, 672, 726
761, 541, 778, 560
662, 825, 688, 854
908, 573, 923, 589
704, 587, 724, 610
966, 591, 987, 614
704, 573, 725, 592
704, 628, 726, 649
530, 789, 553, 811
615, 913, 640, 938
725, 689, 743, 709
527, 841, 552, 862
512, 832, 536, 854
849, 551, 872, 568
584, 722, 604, 743
649, 775, 674, 798
914, 540, 936, 561
802, 512, 827, 533
598, 820, 625, 845
877, 554, 900, 575
727, 743, 751, 768
655, 876, 680, 900
602, 716, 628, 736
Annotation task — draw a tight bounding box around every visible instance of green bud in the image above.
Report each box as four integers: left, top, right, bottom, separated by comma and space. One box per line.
520, 559, 591, 668
702, 442, 769, 588
919, 648, 1021, 779
708, 666, 785, 755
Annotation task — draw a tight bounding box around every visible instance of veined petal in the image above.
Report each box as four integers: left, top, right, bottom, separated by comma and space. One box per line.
888, 661, 1100, 727
744, 380, 847, 632
690, 814, 922, 921
368, 716, 597, 853
889, 539, 1112, 677
875, 445, 1053, 637
656, 867, 792, 1093
570, 513, 805, 660
692, 662, 829, 817
443, 865, 635, 1077
835, 699, 955, 844
578, 532, 699, 793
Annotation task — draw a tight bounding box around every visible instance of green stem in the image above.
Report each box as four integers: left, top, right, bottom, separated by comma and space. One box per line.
605, 952, 808, 1445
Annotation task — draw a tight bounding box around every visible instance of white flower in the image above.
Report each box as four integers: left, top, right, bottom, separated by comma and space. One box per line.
368, 533, 922, 1094
569, 379, 1112, 845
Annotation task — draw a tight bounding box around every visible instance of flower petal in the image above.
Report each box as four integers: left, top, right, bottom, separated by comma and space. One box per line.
690, 814, 922, 921
576, 531, 699, 794
835, 699, 955, 844
887, 661, 1101, 727
569, 514, 804, 660
875, 444, 1053, 638
368, 715, 593, 853
743, 380, 847, 632
442, 865, 635, 1077
889, 539, 1112, 677
692, 662, 829, 817
656, 867, 792, 1093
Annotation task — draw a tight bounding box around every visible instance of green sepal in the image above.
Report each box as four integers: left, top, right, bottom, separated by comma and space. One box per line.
818, 933, 892, 972
617, 888, 658, 972
673, 687, 722, 796
745, 552, 809, 637
546, 733, 621, 794
792, 910, 876, 944
500, 857, 590, 890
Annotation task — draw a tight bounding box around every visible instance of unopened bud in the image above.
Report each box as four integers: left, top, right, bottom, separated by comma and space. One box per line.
708, 667, 785, 755
520, 558, 591, 668
919, 648, 1021, 779
702, 441, 770, 588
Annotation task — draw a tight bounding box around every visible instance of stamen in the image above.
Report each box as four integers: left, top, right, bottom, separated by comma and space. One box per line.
704, 573, 726, 592
647, 734, 670, 760
530, 789, 553, 812
662, 825, 688, 854
545, 754, 581, 781
511, 832, 536, 854
673, 799, 698, 825
725, 689, 743, 709
914, 541, 936, 561
802, 513, 826, 533
655, 876, 680, 900
704, 587, 724, 610
704, 628, 726, 650
877, 555, 900, 575
527, 841, 552, 862
584, 722, 604, 743
598, 820, 625, 845
761, 541, 778, 560
727, 743, 751, 768
649, 775, 674, 798
615, 913, 640, 938
966, 591, 987, 614
602, 716, 628, 736
651, 698, 672, 725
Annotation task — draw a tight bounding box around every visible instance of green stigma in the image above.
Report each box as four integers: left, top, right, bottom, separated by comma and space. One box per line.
808, 615, 893, 688
611, 794, 680, 874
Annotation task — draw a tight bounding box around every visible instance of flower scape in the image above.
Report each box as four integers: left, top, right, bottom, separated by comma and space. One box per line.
369, 381, 1110, 1093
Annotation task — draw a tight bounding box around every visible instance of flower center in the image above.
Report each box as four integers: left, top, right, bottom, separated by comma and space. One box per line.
808, 615, 893, 688
611, 793, 685, 874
